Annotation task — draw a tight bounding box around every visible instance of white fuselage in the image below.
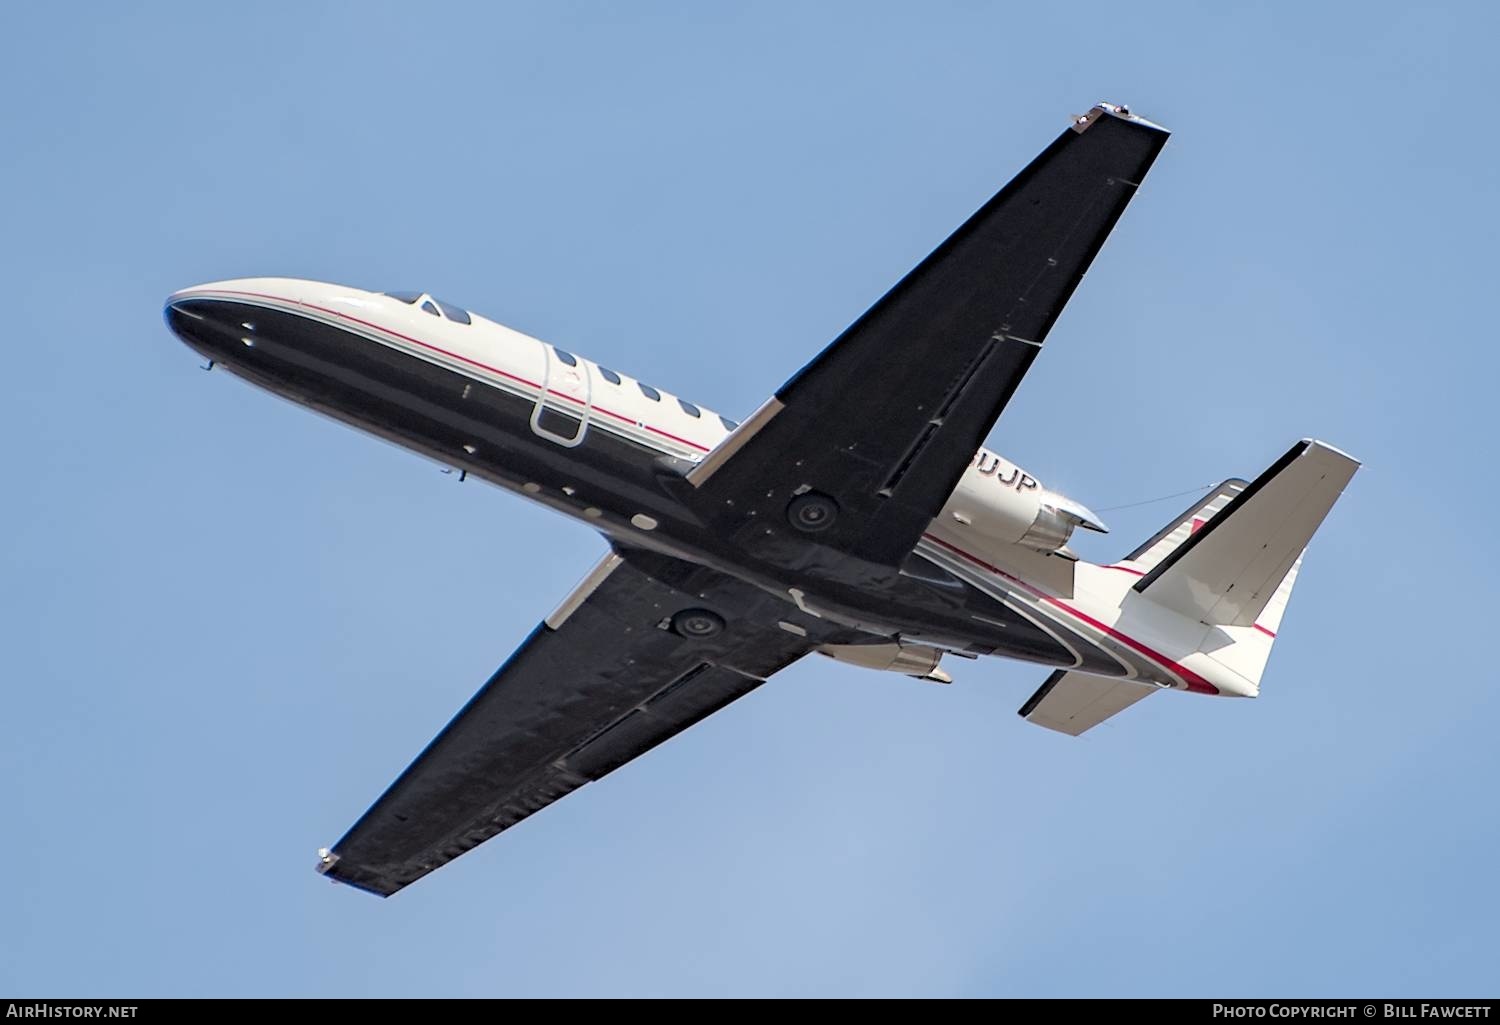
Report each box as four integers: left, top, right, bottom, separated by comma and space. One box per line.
167, 277, 1265, 698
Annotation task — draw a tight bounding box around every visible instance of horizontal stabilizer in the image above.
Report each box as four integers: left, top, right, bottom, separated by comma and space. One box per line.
1133, 440, 1359, 628
1019, 670, 1156, 736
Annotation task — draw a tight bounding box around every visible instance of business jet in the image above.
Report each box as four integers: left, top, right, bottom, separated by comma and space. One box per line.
164, 102, 1358, 897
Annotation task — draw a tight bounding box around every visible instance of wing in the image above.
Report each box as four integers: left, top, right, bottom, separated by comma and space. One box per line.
318, 549, 844, 897
689, 104, 1169, 566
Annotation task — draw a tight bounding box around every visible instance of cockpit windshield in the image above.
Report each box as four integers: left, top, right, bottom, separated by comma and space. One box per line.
383, 291, 472, 325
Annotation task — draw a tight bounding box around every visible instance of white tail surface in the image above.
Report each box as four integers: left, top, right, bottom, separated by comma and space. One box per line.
1020, 440, 1358, 734
1196, 551, 1303, 692
1134, 440, 1359, 629
1123, 480, 1247, 574
1020, 670, 1156, 735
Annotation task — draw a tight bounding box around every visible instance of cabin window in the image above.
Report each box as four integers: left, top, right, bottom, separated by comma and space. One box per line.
639, 383, 661, 401
384, 292, 471, 324
678, 399, 701, 418
433, 299, 471, 325
719, 416, 739, 431
598, 367, 622, 385
554, 348, 578, 367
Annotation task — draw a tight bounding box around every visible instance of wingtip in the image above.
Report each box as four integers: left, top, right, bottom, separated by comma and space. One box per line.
314, 851, 400, 898
1073, 101, 1170, 135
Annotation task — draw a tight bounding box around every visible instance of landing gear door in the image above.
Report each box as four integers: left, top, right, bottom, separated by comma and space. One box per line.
530, 344, 592, 448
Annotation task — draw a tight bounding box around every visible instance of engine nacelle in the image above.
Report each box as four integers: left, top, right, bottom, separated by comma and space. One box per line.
935, 448, 1107, 555
817, 642, 952, 683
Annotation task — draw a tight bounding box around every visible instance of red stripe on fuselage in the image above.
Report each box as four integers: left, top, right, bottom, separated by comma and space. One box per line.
201, 289, 713, 453
921, 534, 1219, 694
188, 289, 1222, 694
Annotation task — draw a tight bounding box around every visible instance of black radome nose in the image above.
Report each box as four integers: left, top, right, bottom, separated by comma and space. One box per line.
163, 297, 258, 364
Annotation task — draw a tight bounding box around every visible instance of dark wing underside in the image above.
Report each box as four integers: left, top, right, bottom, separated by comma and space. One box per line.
689, 105, 1169, 566
321, 104, 1171, 897
320, 550, 847, 897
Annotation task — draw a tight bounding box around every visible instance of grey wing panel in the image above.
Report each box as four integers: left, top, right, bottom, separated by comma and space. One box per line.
320, 552, 831, 898
1019, 669, 1156, 736
690, 105, 1168, 566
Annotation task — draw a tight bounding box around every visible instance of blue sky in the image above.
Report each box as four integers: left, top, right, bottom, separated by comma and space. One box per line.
3, 1, 1496, 998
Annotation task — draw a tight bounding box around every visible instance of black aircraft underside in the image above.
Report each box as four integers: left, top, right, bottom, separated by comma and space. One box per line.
168, 299, 1111, 673
165, 101, 1171, 895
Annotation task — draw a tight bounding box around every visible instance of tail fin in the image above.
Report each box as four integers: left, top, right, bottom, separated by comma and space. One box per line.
1122, 479, 1249, 573
1196, 548, 1306, 692
1019, 440, 1358, 735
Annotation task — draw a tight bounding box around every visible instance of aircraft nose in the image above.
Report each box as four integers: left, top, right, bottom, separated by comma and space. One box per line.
164, 292, 220, 358
163, 292, 201, 328
163, 291, 262, 365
